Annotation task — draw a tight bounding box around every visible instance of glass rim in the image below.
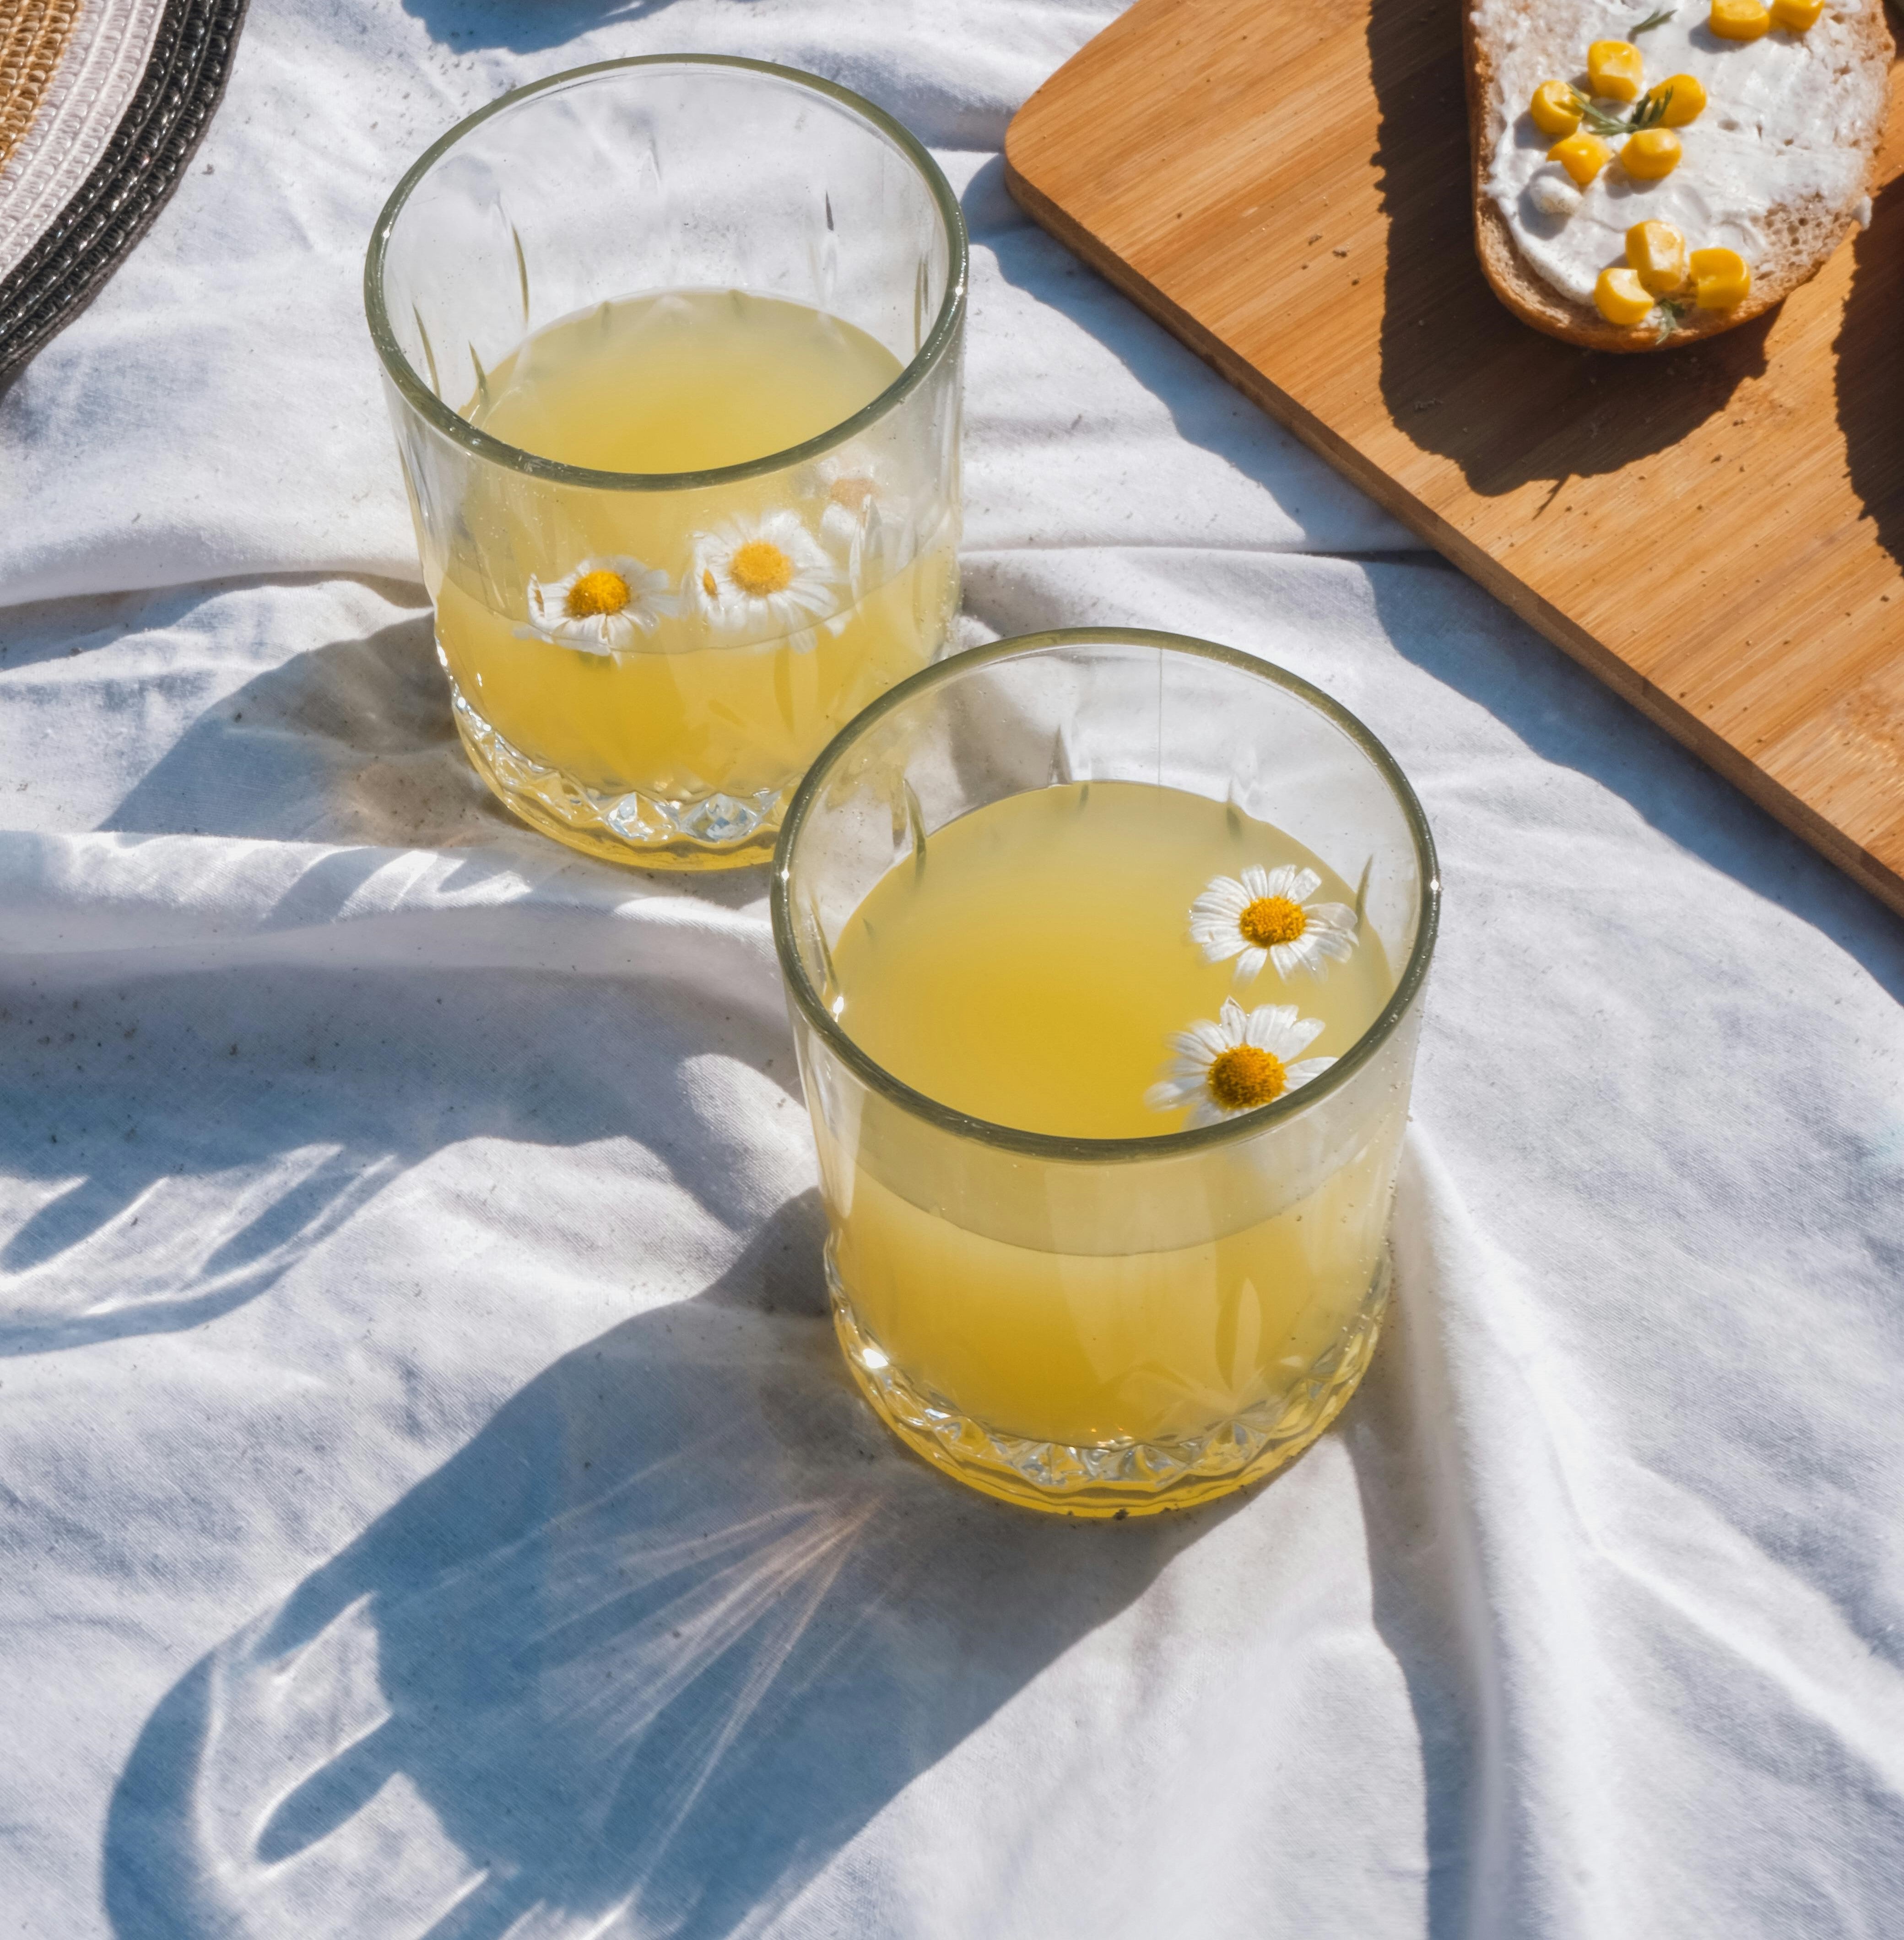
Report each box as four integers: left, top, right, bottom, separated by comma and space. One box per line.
362, 54, 969, 493
770, 628, 1442, 1165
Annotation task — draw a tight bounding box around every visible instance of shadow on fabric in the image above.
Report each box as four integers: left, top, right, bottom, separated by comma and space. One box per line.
96, 600, 765, 912
102, 612, 511, 852
0, 590, 759, 1358
963, 157, 1373, 529
0, 935, 780, 1357
1340, 1164, 1492, 1940
103, 1194, 1226, 1940
399, 0, 753, 55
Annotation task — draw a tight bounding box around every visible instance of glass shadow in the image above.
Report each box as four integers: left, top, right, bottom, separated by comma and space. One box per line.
104, 1194, 1233, 1939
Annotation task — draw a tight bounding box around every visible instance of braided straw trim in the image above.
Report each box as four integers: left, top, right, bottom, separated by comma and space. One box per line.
0, 0, 84, 173
0, 0, 249, 379
0, 0, 167, 282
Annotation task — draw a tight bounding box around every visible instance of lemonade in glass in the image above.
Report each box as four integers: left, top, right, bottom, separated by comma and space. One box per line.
366, 59, 965, 868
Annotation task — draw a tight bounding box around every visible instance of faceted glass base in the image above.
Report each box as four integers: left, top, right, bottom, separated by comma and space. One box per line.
829, 1246, 1390, 1518
446, 660, 788, 872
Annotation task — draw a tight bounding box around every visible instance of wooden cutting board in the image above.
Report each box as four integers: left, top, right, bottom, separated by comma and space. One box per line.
1005, 0, 1904, 918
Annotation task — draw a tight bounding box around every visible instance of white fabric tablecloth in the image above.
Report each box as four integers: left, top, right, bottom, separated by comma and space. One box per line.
4, 3, 1902, 1935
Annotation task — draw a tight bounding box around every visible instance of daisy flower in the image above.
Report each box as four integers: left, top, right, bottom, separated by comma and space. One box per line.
815, 458, 884, 561
1146, 998, 1336, 1129
811, 450, 912, 594
1189, 865, 1358, 985
691, 509, 841, 643
520, 557, 677, 654
811, 456, 914, 627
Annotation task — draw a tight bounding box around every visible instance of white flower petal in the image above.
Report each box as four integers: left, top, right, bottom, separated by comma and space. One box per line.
1241, 1003, 1300, 1053
1217, 997, 1249, 1040
812, 457, 905, 601
1146, 1077, 1203, 1112
1174, 1022, 1227, 1062
1195, 876, 1249, 910
870, 503, 917, 582
1304, 905, 1359, 959
1182, 1097, 1225, 1129
1188, 876, 1251, 957
820, 500, 864, 551
1284, 1056, 1336, 1091
1229, 946, 1269, 987
525, 555, 675, 650
1239, 865, 1272, 901
1260, 864, 1321, 904
691, 510, 842, 638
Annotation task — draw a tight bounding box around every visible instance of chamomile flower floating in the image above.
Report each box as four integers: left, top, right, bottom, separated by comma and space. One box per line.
521, 557, 677, 654
816, 458, 883, 558
691, 509, 840, 643
811, 455, 914, 627
1189, 865, 1358, 985
1146, 998, 1336, 1129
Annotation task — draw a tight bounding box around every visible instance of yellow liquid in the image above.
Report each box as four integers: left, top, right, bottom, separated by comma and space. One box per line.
478, 289, 902, 472
429, 291, 956, 852
819, 781, 1403, 1476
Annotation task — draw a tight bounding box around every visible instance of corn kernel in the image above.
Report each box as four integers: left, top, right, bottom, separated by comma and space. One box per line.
1647, 74, 1706, 126
1595, 266, 1657, 327
1622, 128, 1682, 179
1626, 221, 1689, 295
1588, 39, 1645, 101
1770, 0, 1822, 25
1530, 79, 1583, 137
1710, 0, 1772, 38
1549, 132, 1612, 187
1689, 246, 1752, 308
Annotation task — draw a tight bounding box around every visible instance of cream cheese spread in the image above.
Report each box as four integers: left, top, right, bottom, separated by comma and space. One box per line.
1477, 0, 1882, 304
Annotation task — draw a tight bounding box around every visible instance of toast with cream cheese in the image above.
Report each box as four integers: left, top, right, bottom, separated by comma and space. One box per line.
1466, 0, 1891, 348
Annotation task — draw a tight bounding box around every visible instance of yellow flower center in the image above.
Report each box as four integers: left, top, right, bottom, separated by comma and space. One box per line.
1206, 1044, 1287, 1112
729, 539, 795, 598
828, 475, 876, 512
1239, 895, 1307, 949
563, 569, 631, 619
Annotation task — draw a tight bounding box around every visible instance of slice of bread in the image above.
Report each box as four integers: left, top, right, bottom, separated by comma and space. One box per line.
1465, 0, 1892, 350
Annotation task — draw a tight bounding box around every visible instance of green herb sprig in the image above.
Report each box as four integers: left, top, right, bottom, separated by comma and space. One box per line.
1630, 7, 1678, 32
1568, 83, 1673, 136
1652, 295, 1692, 341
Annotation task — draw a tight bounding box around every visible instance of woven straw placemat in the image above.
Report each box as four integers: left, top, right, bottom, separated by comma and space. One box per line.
0, 0, 249, 386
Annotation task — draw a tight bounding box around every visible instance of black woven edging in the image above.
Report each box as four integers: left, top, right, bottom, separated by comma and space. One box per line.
0, 0, 250, 388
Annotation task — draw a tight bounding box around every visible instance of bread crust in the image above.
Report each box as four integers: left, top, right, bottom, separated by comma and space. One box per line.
1464, 0, 1893, 350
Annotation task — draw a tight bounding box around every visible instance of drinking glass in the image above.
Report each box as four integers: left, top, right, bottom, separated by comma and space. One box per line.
365, 57, 966, 869
771, 630, 1439, 1516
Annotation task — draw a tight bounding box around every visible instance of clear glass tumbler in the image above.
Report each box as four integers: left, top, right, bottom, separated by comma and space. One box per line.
364, 57, 966, 869
771, 630, 1439, 1516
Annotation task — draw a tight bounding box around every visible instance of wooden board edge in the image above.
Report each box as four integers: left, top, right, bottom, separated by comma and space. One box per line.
1001, 150, 1904, 922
